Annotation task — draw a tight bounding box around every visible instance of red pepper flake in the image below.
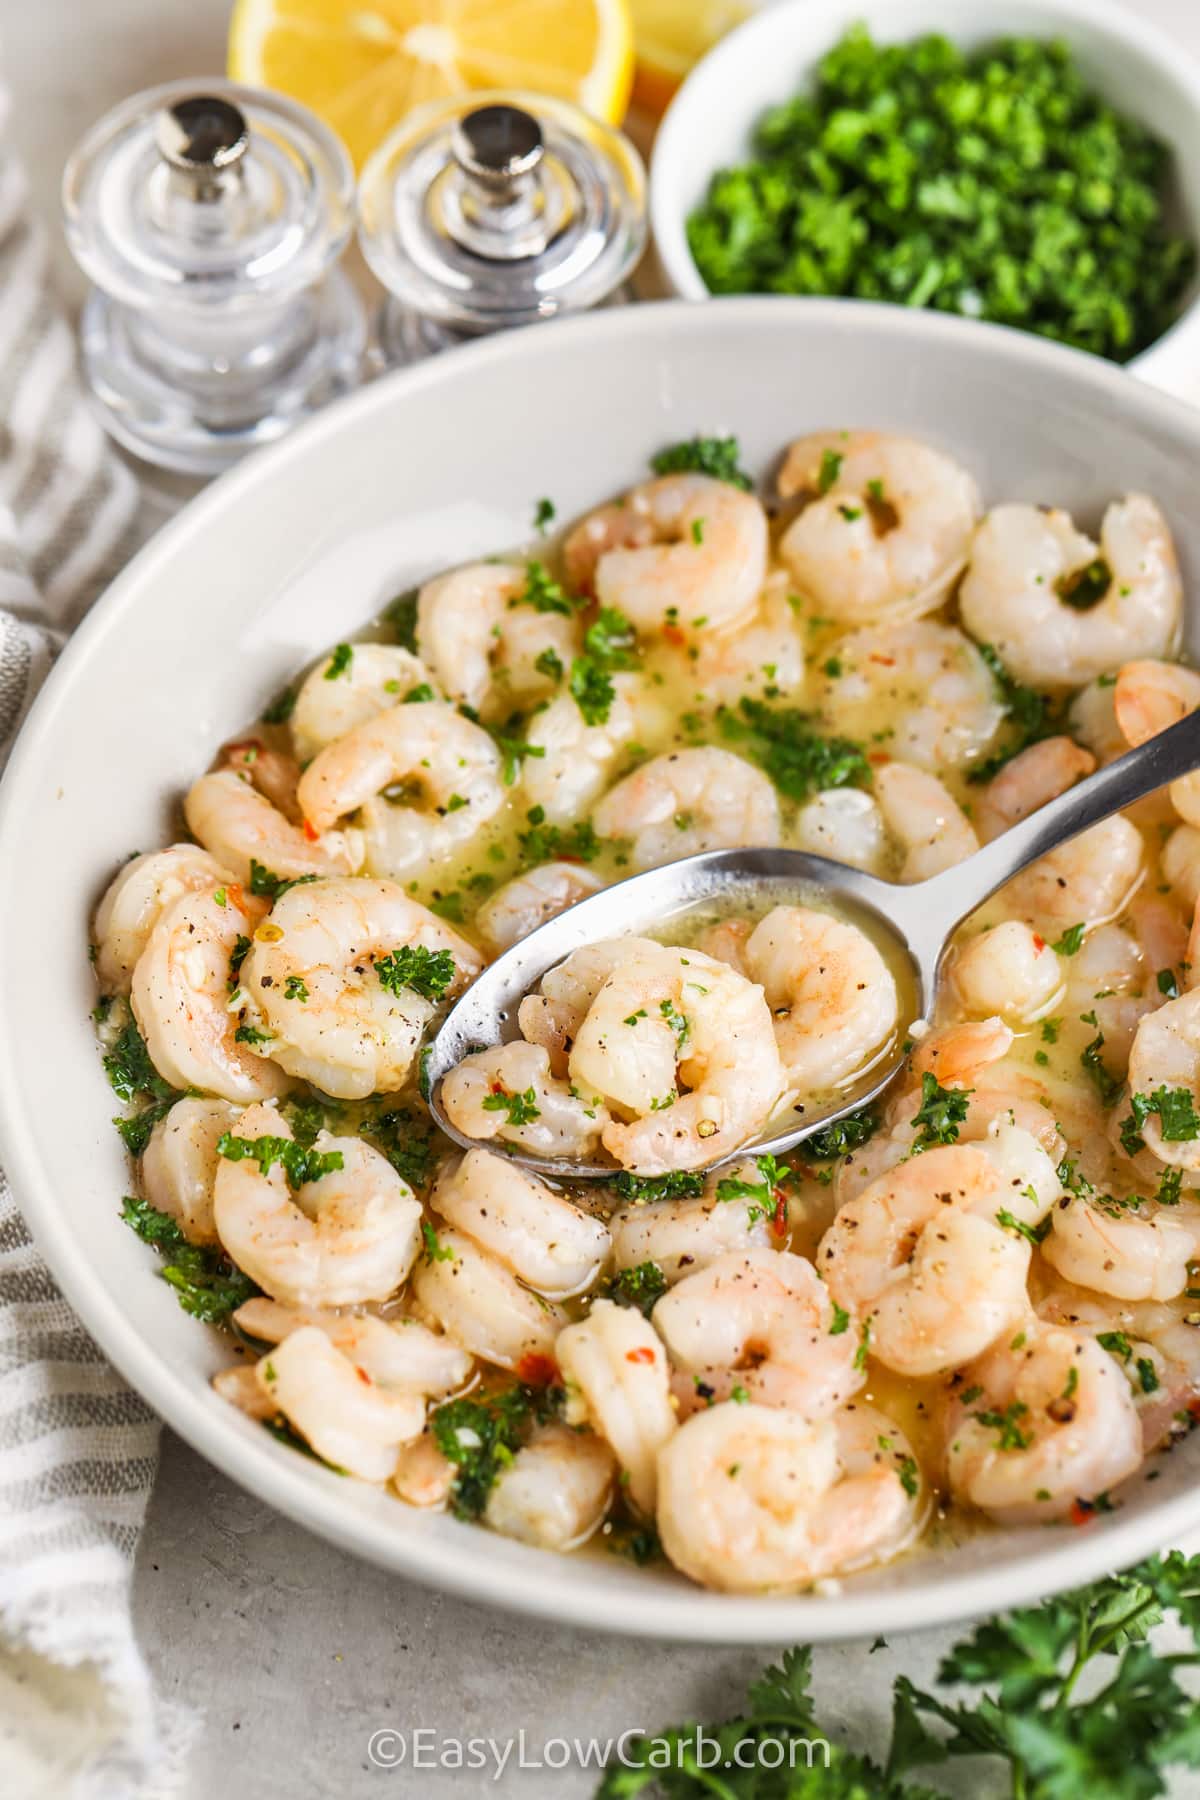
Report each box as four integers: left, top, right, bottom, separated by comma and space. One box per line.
771, 1190, 788, 1235
1032, 933, 1047, 953
868, 653, 896, 667
1069, 1498, 1095, 1526
867, 750, 892, 767
1188, 1397, 1200, 1421
226, 882, 246, 915
662, 625, 686, 648
625, 1346, 655, 1365
302, 818, 320, 843
516, 1353, 559, 1387
490, 1081, 505, 1095
355, 1365, 372, 1386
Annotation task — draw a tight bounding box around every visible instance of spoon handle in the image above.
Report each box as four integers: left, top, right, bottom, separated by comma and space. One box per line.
908, 707, 1200, 959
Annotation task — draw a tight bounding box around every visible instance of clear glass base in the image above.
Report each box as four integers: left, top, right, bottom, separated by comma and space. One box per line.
374, 283, 633, 367
79, 269, 367, 474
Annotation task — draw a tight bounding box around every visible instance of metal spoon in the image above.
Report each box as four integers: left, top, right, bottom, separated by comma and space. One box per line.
426, 709, 1200, 1179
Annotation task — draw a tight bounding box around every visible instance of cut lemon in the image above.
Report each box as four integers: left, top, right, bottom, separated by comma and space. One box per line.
229, 0, 636, 169
630, 0, 752, 116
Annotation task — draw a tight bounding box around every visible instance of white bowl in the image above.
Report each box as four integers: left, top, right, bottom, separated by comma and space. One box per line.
651, 0, 1200, 393
4, 298, 1200, 1643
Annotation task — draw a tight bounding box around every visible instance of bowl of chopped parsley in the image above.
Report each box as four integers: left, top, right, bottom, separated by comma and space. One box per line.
650, 0, 1200, 382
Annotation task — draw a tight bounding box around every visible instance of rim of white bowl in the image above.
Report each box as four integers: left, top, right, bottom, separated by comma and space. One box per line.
6, 298, 1200, 1642
650, 0, 1200, 385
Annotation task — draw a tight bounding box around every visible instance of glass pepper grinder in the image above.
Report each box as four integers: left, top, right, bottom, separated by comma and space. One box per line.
357, 92, 647, 365
62, 80, 366, 475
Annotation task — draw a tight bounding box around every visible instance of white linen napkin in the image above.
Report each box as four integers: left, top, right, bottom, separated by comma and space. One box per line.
0, 96, 193, 1800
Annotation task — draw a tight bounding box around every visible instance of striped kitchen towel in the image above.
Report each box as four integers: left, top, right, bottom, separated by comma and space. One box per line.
0, 92, 192, 1800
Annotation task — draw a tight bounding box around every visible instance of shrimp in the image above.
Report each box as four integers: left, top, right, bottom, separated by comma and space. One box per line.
483, 1424, 616, 1551
1069, 677, 1129, 765
93, 845, 234, 994
736, 905, 899, 1090
1042, 1187, 1200, 1303
652, 1249, 864, 1418
824, 621, 1004, 772
945, 1324, 1142, 1523
184, 768, 360, 886
975, 737, 1096, 843
555, 1298, 676, 1514
220, 739, 304, 821
591, 746, 780, 868
564, 473, 768, 634
239, 878, 480, 1100
520, 677, 640, 826
609, 1162, 776, 1285
132, 886, 292, 1104
655, 1400, 920, 1593
431, 1149, 611, 1298
564, 941, 786, 1173
683, 572, 805, 705
517, 940, 645, 1077
416, 562, 578, 717
438, 1041, 611, 1162
142, 1095, 242, 1245
474, 862, 604, 954
951, 921, 1064, 1023
794, 788, 887, 875
213, 1103, 423, 1307
874, 762, 979, 881
1114, 659, 1200, 827
290, 643, 436, 763
233, 1297, 473, 1397
777, 432, 980, 625
1163, 825, 1200, 909
958, 496, 1182, 688
1001, 814, 1144, 930
1127, 989, 1200, 1171
296, 701, 504, 877
392, 1432, 456, 1508
255, 1327, 424, 1481
411, 1226, 566, 1371
818, 1144, 1048, 1376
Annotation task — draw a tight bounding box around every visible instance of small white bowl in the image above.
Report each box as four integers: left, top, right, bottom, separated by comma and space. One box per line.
651, 0, 1200, 392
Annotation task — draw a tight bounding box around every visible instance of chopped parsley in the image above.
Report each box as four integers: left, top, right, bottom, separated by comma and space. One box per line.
803, 1105, 879, 1160
515, 560, 576, 617
362, 1104, 435, 1191
431, 1384, 563, 1520
481, 1086, 541, 1127
909, 1072, 970, 1152
1121, 1086, 1200, 1156
247, 862, 319, 903
967, 642, 1058, 784
383, 588, 419, 652
996, 1208, 1051, 1246
517, 807, 601, 867
215, 1132, 344, 1188
1080, 1032, 1121, 1107
323, 643, 353, 680
260, 684, 297, 725
973, 1400, 1032, 1451
121, 1195, 257, 1323
283, 975, 308, 1003
533, 497, 555, 532
649, 435, 752, 491
103, 1019, 180, 1157
610, 1171, 704, 1203
373, 944, 456, 1002
421, 1220, 455, 1263
603, 1261, 669, 1317
817, 448, 842, 493
1051, 922, 1086, 956
718, 695, 869, 801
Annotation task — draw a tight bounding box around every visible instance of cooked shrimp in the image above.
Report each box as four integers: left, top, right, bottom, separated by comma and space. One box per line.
565, 473, 768, 634
1069, 677, 1129, 765
1114, 659, 1200, 826
818, 1144, 1044, 1376
93, 845, 235, 993
875, 762, 979, 881
777, 432, 980, 625
234, 1297, 473, 1396
959, 496, 1182, 688
484, 1424, 616, 1551
609, 1161, 776, 1284
475, 862, 604, 955
562, 940, 785, 1173
975, 737, 1095, 842
737, 905, 898, 1089
256, 1326, 424, 1481
1163, 825, 1200, 909
221, 739, 304, 822
1127, 989, 1200, 1171
416, 562, 578, 717
520, 677, 640, 826
392, 1432, 456, 1508
296, 701, 504, 877
1002, 814, 1144, 929
184, 768, 360, 886
556, 1298, 676, 1514
653, 1249, 864, 1418
290, 643, 436, 763
239, 878, 480, 1100
431, 1149, 611, 1298
655, 1399, 920, 1593
591, 746, 780, 868
517, 940, 647, 1077
132, 886, 291, 1104
142, 1095, 242, 1245
411, 1226, 566, 1371
1042, 1187, 1200, 1302
213, 1103, 422, 1306
683, 572, 805, 705
794, 787, 887, 875
951, 921, 1064, 1023
439, 1041, 611, 1162
945, 1324, 1142, 1522
825, 621, 1003, 772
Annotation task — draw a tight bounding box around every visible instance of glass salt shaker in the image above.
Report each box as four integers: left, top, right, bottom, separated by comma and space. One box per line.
62, 80, 365, 475
357, 92, 646, 364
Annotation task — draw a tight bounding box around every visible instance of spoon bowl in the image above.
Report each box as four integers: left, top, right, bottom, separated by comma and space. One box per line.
428, 706, 1200, 1178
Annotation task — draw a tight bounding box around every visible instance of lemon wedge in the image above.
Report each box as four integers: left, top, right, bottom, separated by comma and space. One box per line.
630, 0, 751, 115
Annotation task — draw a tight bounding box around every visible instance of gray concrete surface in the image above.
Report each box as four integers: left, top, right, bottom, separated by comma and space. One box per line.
6, 0, 1200, 1792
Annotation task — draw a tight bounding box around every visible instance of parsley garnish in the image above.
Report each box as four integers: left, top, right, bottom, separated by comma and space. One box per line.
215, 1132, 344, 1188
481, 1086, 541, 1127
517, 807, 601, 867
967, 642, 1058, 784
533, 497, 555, 532
121, 1195, 257, 1323
718, 696, 869, 801
373, 944, 456, 1002
910, 1073, 970, 1152
431, 1384, 563, 1520
247, 861, 319, 903
804, 1105, 879, 1160
1122, 1086, 1200, 1155
603, 1262, 668, 1317
650, 435, 752, 490
103, 1019, 180, 1157
515, 560, 576, 617
324, 643, 353, 680
1052, 922, 1086, 956
610, 1171, 705, 1203
996, 1209, 1051, 1246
